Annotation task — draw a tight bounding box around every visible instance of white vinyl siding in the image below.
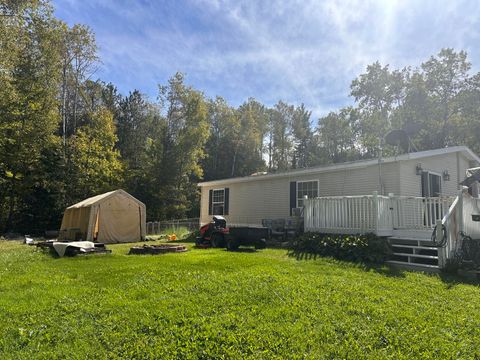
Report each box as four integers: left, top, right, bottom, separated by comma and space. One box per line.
199, 150, 477, 226
200, 162, 400, 226
399, 152, 469, 196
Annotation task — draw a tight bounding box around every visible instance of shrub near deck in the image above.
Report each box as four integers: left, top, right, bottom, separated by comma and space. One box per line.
0, 240, 479, 359
290, 233, 391, 264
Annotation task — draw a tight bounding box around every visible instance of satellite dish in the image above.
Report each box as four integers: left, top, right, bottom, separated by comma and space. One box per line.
385, 129, 410, 153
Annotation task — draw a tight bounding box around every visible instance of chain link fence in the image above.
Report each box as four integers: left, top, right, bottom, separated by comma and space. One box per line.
146, 218, 199, 235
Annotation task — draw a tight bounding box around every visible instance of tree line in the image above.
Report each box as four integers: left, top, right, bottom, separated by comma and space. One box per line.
1, 1, 480, 234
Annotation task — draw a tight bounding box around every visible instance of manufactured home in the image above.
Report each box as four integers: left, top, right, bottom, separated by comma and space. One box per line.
198, 146, 479, 227
199, 146, 480, 271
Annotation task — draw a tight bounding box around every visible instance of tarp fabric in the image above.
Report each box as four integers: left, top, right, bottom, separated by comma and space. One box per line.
52, 241, 95, 257
59, 190, 146, 243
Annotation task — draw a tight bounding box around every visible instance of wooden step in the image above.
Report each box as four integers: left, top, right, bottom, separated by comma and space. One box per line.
387, 236, 442, 271
386, 260, 440, 273
391, 252, 438, 259
390, 244, 439, 251
389, 238, 435, 247
389, 236, 434, 242
389, 237, 439, 248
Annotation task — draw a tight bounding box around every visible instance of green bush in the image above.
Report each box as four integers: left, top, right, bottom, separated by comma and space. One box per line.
289, 232, 391, 264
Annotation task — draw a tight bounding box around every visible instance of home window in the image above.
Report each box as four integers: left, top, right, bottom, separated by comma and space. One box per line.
297, 181, 318, 207
212, 189, 225, 215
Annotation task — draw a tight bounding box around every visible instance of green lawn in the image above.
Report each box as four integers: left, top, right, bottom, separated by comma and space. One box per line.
1, 240, 479, 359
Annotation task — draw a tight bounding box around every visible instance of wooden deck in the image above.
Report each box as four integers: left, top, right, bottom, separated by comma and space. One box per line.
303, 191, 480, 270
304, 192, 454, 240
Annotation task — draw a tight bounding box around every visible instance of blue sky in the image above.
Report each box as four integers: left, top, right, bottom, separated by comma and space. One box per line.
53, 0, 480, 120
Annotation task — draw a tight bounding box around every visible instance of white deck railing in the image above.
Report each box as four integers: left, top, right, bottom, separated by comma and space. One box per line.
392, 196, 455, 230
304, 195, 377, 234
304, 192, 455, 237
303, 190, 480, 269
437, 191, 480, 267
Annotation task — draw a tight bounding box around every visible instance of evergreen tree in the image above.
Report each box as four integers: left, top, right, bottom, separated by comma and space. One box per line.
269, 101, 294, 171
233, 99, 267, 176
202, 97, 240, 181
291, 104, 314, 168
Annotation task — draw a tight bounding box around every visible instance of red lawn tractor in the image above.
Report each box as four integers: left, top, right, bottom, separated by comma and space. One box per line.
197, 215, 229, 248
196, 215, 268, 251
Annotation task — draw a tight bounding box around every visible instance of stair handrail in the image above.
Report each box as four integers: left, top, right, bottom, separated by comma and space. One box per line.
437, 190, 464, 268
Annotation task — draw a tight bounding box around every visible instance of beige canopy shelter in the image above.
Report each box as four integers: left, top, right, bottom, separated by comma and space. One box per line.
59, 189, 146, 243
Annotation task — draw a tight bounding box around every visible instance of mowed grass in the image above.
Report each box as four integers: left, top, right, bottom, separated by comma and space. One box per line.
1, 241, 480, 359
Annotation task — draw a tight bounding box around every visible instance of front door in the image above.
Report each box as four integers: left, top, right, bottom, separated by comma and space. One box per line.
421, 171, 442, 226
421, 171, 441, 197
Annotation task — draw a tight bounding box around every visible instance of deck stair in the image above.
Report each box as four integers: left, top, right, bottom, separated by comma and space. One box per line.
387, 237, 440, 272
304, 191, 480, 272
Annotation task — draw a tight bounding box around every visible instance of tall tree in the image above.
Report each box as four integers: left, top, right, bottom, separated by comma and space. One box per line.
269, 101, 294, 171
117, 91, 149, 167
317, 107, 359, 163
152, 73, 209, 219
66, 108, 123, 203
233, 99, 267, 176
421, 48, 471, 148
291, 104, 314, 168
202, 97, 240, 181
0, 0, 63, 232
350, 62, 406, 156
353, 49, 479, 154
452, 72, 480, 155
59, 23, 98, 144
116, 90, 161, 198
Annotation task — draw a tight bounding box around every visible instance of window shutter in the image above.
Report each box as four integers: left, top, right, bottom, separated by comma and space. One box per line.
290, 181, 297, 216
208, 189, 213, 215
224, 188, 229, 215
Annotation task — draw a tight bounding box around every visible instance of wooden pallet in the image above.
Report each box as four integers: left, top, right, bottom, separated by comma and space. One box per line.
128, 244, 188, 255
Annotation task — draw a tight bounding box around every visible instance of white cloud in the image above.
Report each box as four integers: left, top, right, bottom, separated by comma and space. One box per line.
54, 0, 480, 120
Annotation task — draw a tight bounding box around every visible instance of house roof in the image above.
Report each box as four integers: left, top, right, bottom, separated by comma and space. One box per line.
198, 146, 480, 187
67, 189, 145, 209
